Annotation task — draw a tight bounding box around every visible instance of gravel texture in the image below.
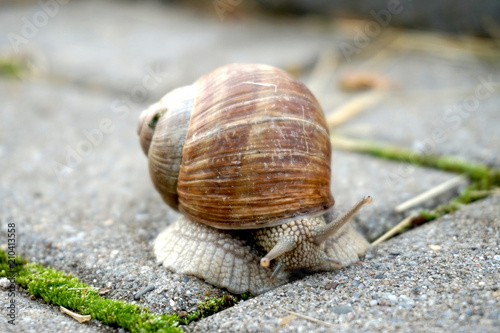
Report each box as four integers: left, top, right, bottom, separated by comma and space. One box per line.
190, 194, 500, 332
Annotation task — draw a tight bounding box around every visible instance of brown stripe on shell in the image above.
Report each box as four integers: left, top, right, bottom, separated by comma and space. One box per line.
177, 64, 334, 229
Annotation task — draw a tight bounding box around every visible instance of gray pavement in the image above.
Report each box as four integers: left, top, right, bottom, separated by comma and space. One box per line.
1, 0, 499, 332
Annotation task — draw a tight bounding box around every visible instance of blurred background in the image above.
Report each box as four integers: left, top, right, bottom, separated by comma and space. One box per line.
2, 0, 499, 154
1, 0, 500, 238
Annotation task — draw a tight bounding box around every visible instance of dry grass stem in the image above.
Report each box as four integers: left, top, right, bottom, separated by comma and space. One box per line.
371, 213, 419, 247
330, 135, 371, 151
467, 188, 500, 196
397, 85, 500, 102
358, 32, 400, 67
339, 72, 395, 91
60, 306, 92, 324
394, 175, 468, 213
281, 308, 334, 327
390, 31, 500, 59
279, 314, 296, 326
307, 48, 337, 97
326, 91, 386, 128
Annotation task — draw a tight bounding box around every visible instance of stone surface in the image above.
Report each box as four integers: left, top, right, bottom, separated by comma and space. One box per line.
190, 194, 500, 332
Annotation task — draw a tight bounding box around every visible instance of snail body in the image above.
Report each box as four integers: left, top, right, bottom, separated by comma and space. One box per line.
138, 64, 371, 294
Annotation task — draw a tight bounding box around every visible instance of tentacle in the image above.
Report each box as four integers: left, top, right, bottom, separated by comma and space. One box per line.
270, 262, 285, 281
260, 236, 297, 267
313, 196, 372, 245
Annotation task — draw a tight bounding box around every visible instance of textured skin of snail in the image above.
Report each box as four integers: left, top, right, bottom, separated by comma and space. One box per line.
139, 64, 371, 295
154, 215, 369, 294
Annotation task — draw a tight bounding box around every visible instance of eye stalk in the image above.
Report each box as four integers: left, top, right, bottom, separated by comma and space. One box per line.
313, 196, 373, 245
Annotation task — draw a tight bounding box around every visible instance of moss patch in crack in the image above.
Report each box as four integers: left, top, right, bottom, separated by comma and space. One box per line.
417, 181, 498, 222
331, 136, 500, 234
1, 250, 181, 332
0, 251, 253, 332
331, 137, 493, 181
178, 293, 250, 325
0, 58, 25, 78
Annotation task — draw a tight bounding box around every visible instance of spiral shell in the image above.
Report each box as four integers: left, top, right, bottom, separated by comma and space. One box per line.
138, 63, 334, 229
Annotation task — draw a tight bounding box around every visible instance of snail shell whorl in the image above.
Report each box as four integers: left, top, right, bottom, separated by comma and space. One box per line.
138, 85, 197, 209
139, 63, 334, 228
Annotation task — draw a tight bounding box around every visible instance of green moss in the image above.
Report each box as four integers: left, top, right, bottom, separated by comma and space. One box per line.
380, 145, 499, 221
240, 292, 252, 300
179, 295, 236, 324
335, 138, 500, 239
359, 143, 492, 182
1, 251, 183, 332
335, 137, 500, 191
0, 251, 253, 331
178, 292, 252, 325
417, 182, 496, 223
0, 58, 25, 78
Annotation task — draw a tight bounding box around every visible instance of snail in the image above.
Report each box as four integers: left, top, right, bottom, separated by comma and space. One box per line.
137, 63, 372, 294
